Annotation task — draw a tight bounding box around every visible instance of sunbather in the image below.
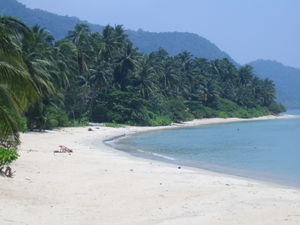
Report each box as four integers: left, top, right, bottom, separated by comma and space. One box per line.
58, 145, 73, 153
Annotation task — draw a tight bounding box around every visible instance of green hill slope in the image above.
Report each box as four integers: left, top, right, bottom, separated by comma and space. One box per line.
127, 29, 234, 61
0, 0, 234, 61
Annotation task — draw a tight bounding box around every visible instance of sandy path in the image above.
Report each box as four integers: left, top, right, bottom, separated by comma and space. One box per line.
1, 116, 300, 225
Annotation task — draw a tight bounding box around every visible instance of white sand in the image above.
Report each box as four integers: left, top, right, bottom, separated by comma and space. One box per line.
1, 115, 300, 225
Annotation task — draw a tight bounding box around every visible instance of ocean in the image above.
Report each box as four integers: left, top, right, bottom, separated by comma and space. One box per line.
113, 110, 300, 188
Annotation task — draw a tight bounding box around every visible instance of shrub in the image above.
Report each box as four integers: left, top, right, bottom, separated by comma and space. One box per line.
68, 118, 89, 127
149, 113, 172, 126
268, 102, 286, 114
45, 107, 69, 129
104, 123, 126, 128
194, 106, 219, 118
165, 98, 194, 122
216, 111, 229, 118
9, 112, 28, 132
98, 90, 153, 125
216, 99, 239, 112
0, 147, 19, 167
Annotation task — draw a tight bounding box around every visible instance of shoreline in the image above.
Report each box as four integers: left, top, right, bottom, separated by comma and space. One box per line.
1, 114, 300, 225
104, 114, 299, 190
104, 114, 297, 143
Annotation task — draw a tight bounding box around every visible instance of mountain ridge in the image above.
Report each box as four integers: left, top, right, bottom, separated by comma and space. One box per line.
0, 0, 235, 62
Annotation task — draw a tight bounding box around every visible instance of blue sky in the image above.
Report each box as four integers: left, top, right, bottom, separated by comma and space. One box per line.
18, 0, 300, 68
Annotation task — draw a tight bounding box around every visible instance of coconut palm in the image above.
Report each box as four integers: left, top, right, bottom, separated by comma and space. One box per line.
0, 16, 36, 145
99, 25, 127, 61
23, 25, 71, 130
22, 25, 57, 97
135, 56, 158, 99
113, 42, 137, 90
67, 24, 91, 74
159, 57, 180, 97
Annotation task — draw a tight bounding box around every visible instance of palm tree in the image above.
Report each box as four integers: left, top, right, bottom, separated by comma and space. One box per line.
113, 42, 137, 90
261, 78, 276, 106
22, 25, 57, 97
67, 24, 91, 74
99, 25, 127, 61
88, 61, 113, 115
0, 16, 36, 145
23, 25, 70, 130
135, 56, 158, 99
159, 57, 180, 97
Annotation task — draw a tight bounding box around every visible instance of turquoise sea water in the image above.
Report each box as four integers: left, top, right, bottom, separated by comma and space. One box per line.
114, 110, 300, 187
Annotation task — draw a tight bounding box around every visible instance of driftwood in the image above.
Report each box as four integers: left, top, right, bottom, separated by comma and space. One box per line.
0, 166, 13, 177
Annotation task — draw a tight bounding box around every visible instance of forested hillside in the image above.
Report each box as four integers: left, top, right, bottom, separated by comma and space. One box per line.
250, 60, 300, 109
0, 0, 102, 39
0, 16, 285, 149
127, 30, 235, 62
0, 0, 234, 61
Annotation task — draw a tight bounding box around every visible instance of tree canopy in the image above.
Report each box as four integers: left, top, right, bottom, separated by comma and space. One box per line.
0, 17, 285, 149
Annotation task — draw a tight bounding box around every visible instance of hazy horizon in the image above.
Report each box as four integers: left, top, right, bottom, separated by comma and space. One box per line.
18, 0, 300, 68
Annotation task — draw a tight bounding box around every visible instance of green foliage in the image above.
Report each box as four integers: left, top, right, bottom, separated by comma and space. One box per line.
193, 104, 270, 119
104, 123, 126, 128
0, 16, 36, 145
45, 107, 69, 129
10, 111, 28, 132
67, 119, 89, 127
194, 106, 219, 118
148, 113, 172, 126
0, 15, 284, 153
227, 107, 269, 118
215, 99, 239, 112
165, 99, 195, 122
92, 90, 154, 125
0, 147, 19, 167
268, 102, 286, 114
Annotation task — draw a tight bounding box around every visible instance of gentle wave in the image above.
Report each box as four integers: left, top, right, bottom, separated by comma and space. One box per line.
136, 149, 176, 161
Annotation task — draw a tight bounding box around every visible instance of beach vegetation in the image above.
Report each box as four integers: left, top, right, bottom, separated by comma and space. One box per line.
0, 147, 19, 167
268, 102, 286, 114
104, 123, 127, 128
0, 16, 286, 155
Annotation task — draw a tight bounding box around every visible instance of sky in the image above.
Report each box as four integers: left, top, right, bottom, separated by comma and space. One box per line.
18, 0, 300, 68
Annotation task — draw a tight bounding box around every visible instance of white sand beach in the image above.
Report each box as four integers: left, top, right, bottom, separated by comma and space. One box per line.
1, 115, 300, 225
